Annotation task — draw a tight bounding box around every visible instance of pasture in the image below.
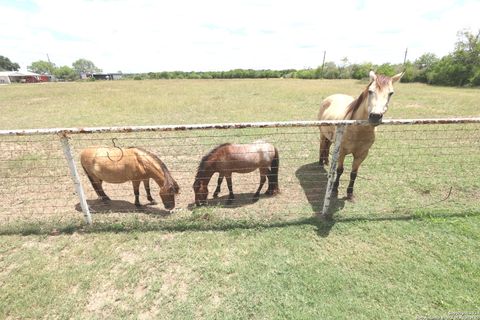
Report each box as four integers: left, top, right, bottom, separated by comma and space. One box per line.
0, 79, 479, 319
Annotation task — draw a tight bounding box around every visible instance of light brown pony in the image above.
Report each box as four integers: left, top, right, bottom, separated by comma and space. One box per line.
318, 71, 403, 200
193, 140, 280, 206
80, 147, 180, 210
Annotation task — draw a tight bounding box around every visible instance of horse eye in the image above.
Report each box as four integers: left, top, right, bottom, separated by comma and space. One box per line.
368, 90, 375, 94
389, 92, 394, 96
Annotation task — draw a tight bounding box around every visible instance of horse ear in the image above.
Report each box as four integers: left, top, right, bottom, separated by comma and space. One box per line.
369, 71, 377, 81
391, 71, 404, 83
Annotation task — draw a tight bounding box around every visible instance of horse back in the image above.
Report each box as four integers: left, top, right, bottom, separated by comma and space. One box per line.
224, 142, 275, 173
318, 94, 355, 121
80, 147, 143, 183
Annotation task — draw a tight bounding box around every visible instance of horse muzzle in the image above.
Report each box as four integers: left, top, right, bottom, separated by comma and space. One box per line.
368, 113, 383, 125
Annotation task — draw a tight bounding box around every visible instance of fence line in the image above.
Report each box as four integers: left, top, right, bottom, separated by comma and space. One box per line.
1, 118, 480, 136
0, 118, 479, 226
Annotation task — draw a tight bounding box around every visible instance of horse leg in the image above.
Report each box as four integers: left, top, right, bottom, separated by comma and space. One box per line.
144, 179, 157, 205
85, 172, 110, 202
331, 152, 346, 198
253, 168, 267, 202
213, 174, 224, 198
319, 134, 332, 166
132, 180, 141, 207
225, 174, 234, 205
346, 151, 369, 201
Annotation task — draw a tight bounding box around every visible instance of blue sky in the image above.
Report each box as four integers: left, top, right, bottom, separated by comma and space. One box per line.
1, 0, 478, 73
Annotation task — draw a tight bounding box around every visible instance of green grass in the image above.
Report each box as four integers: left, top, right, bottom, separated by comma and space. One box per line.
0, 79, 479, 319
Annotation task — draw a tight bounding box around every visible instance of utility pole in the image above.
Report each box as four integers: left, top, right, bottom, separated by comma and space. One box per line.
321, 50, 326, 79
46, 53, 53, 75
403, 48, 408, 67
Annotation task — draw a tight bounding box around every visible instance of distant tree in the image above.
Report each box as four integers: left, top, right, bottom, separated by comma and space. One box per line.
375, 63, 396, 76
453, 29, 480, 86
28, 60, 55, 74
351, 62, 373, 79
72, 58, 102, 74
413, 53, 439, 83
429, 29, 480, 86
338, 57, 352, 79
54, 65, 77, 81
0, 55, 20, 71
323, 62, 340, 79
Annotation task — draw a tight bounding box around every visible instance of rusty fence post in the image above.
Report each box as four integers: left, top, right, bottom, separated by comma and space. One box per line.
321, 125, 346, 218
60, 134, 92, 225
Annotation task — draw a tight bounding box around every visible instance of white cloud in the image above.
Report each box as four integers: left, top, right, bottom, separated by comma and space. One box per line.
1, 0, 478, 72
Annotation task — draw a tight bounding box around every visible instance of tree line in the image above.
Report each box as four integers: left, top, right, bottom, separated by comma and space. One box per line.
128, 29, 479, 87
1, 29, 478, 86
0, 57, 102, 81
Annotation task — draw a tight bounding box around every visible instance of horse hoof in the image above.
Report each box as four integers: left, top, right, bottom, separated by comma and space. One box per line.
346, 194, 355, 202
213, 193, 219, 199
319, 159, 329, 166
101, 197, 111, 203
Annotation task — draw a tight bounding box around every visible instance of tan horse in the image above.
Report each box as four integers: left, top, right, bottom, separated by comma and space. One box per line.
318, 71, 403, 200
80, 147, 180, 210
193, 141, 280, 206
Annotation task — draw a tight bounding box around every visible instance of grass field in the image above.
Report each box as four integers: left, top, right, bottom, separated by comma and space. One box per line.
0, 79, 479, 319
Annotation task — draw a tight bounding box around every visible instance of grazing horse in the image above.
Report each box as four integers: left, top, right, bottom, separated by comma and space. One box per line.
318, 71, 403, 200
193, 141, 280, 206
80, 147, 180, 210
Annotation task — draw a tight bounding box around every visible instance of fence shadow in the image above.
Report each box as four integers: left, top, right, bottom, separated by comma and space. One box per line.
295, 161, 346, 237
75, 200, 172, 216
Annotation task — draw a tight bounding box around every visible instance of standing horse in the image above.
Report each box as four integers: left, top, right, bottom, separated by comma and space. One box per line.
193, 141, 280, 206
80, 147, 180, 210
318, 71, 403, 200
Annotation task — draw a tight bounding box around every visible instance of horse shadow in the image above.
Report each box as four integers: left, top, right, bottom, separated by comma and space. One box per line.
75, 199, 172, 217
187, 192, 263, 210
295, 162, 346, 237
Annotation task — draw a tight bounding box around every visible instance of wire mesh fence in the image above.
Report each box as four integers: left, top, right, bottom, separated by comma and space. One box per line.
0, 120, 479, 227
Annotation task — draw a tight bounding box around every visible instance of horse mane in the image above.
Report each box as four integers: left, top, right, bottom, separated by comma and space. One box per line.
345, 74, 392, 119
132, 147, 180, 194
345, 87, 369, 120
195, 143, 231, 180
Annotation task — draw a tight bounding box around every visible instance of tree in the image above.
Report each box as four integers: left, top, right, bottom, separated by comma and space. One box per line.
413, 53, 439, 83
28, 60, 55, 74
453, 29, 480, 86
338, 57, 352, 79
375, 63, 396, 76
72, 59, 102, 74
54, 66, 77, 81
0, 55, 20, 71
351, 62, 373, 79
428, 29, 480, 86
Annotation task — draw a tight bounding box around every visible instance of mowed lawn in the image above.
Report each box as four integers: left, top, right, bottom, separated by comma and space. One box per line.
0, 79, 479, 319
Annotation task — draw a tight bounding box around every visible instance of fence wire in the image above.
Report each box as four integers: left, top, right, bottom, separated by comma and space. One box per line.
0, 122, 479, 225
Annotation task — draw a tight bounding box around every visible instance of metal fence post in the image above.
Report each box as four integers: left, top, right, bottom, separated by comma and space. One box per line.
321, 125, 346, 219
60, 134, 92, 225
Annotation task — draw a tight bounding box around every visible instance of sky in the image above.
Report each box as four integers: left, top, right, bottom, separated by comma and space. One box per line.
1, 0, 479, 73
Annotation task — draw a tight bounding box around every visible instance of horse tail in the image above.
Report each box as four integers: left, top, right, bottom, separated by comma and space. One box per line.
268, 147, 280, 194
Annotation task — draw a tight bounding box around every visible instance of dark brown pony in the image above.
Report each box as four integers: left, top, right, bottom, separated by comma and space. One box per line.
318, 71, 403, 200
193, 140, 280, 206
80, 146, 180, 210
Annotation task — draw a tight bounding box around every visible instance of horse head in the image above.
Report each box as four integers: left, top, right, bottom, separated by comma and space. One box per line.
159, 180, 180, 210
366, 71, 403, 125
